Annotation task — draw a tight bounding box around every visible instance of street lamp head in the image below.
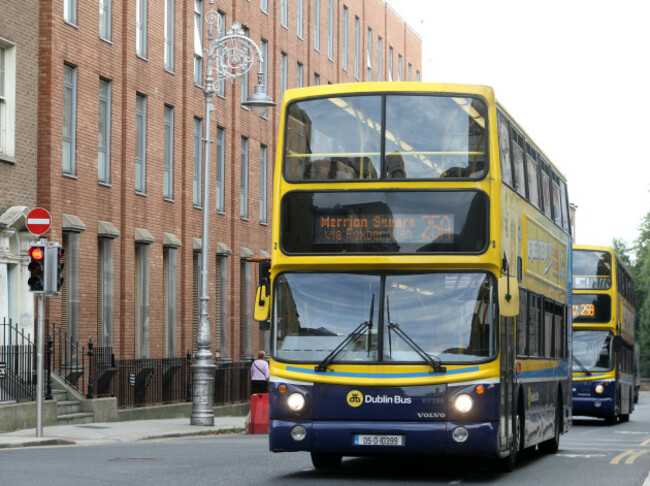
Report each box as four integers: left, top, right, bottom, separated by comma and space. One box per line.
243, 82, 275, 118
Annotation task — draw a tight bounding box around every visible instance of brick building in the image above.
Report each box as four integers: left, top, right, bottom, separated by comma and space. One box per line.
0, 1, 40, 336
0, 0, 421, 361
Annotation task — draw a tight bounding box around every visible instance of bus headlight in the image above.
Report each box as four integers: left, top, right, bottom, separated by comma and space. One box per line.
287, 392, 306, 412
454, 394, 474, 413
595, 385, 604, 394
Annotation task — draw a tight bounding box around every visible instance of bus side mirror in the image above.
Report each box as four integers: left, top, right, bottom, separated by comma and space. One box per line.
254, 284, 270, 322
498, 276, 519, 317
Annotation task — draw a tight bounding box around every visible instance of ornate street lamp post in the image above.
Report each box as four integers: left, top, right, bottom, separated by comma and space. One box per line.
192, 1, 274, 426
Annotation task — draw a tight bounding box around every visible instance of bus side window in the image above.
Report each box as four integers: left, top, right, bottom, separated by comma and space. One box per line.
497, 111, 513, 187
511, 129, 526, 198
516, 288, 528, 357
540, 163, 552, 219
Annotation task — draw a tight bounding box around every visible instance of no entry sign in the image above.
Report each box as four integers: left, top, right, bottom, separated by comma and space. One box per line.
26, 208, 52, 235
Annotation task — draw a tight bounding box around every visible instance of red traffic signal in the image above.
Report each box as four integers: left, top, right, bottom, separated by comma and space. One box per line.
27, 244, 46, 292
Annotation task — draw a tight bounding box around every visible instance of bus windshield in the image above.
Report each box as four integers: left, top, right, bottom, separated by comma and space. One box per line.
273, 272, 497, 364
283, 94, 487, 181
573, 330, 613, 372
573, 250, 612, 290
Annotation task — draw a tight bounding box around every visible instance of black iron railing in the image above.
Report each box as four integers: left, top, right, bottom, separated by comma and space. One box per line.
46, 323, 86, 396
0, 319, 36, 403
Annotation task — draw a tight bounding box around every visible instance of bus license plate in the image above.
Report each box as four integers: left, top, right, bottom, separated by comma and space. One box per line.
354, 434, 405, 446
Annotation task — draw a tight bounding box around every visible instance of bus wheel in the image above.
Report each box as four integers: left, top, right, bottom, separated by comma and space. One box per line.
311, 452, 342, 470
539, 396, 561, 454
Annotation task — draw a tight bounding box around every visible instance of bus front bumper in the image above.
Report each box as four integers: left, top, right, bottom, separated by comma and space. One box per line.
572, 396, 614, 417
269, 419, 499, 456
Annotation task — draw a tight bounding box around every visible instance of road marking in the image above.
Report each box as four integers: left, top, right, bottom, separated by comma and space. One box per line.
641, 438, 650, 446
625, 450, 650, 465
557, 454, 606, 458
611, 450, 636, 464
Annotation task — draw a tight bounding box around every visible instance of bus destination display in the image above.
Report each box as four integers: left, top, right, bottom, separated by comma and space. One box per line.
314, 213, 454, 245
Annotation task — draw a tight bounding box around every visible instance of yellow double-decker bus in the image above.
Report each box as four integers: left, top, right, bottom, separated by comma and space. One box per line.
255, 82, 572, 471
572, 245, 635, 424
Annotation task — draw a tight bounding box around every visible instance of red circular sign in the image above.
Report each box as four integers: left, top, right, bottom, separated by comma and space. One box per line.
26, 208, 52, 235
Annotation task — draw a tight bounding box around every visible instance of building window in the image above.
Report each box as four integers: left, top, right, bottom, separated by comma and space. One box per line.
377, 36, 382, 81
98, 237, 114, 347
216, 126, 225, 213
135, 94, 147, 193
398, 54, 403, 81
98, 78, 111, 184
194, 0, 203, 85
240, 137, 249, 219
261, 39, 268, 108
261, 0, 268, 14
163, 247, 177, 357
136, 0, 147, 58
281, 0, 288, 28
416, 70, 420, 82
217, 11, 226, 96
354, 16, 360, 79
164, 0, 175, 71
297, 62, 303, 88
366, 28, 372, 80
163, 105, 174, 200
280, 52, 288, 96
408, 63, 412, 81
297, 0, 304, 39
314, 72, 320, 85
314, 0, 320, 51
135, 243, 150, 358
0, 44, 14, 160
99, 0, 111, 41
64, 0, 77, 25
240, 27, 250, 105
388, 46, 393, 81
62, 64, 77, 175
193, 117, 203, 207
260, 144, 267, 224
240, 258, 253, 358
216, 254, 229, 359
62, 232, 80, 353
327, 0, 334, 60
342, 6, 348, 71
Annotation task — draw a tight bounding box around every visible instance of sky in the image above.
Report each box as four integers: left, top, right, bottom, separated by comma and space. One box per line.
387, 0, 650, 249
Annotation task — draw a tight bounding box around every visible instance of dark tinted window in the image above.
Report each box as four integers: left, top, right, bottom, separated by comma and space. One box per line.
281, 190, 489, 254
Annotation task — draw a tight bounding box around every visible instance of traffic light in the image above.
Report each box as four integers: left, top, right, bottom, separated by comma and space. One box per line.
27, 244, 46, 292
56, 247, 64, 291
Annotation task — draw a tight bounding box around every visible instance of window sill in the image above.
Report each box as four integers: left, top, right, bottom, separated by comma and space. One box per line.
0, 154, 17, 165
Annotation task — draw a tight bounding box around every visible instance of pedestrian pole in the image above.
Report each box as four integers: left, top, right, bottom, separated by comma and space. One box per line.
36, 293, 45, 438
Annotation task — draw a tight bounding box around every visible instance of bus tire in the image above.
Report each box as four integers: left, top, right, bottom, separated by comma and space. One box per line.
311, 452, 342, 470
539, 395, 561, 454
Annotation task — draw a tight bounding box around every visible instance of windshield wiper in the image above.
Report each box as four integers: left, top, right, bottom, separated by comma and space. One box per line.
315, 294, 374, 372
387, 319, 446, 374
572, 355, 592, 376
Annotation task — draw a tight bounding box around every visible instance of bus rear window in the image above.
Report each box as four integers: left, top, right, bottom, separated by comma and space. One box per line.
283, 94, 487, 181
280, 190, 489, 254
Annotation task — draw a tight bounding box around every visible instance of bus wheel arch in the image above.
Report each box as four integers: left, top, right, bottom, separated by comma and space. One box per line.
539, 388, 561, 454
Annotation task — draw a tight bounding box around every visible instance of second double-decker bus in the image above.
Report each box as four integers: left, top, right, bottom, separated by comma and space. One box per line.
255, 82, 572, 471
572, 245, 635, 424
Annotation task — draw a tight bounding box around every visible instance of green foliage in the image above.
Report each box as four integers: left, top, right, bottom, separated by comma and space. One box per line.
632, 213, 650, 377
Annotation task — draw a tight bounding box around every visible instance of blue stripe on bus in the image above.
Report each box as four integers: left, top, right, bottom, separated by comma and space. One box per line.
285, 365, 480, 379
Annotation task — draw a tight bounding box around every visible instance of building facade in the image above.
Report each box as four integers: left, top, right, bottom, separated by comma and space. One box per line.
1, 0, 421, 361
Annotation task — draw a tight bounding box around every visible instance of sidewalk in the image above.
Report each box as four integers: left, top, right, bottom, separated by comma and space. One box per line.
0, 416, 248, 449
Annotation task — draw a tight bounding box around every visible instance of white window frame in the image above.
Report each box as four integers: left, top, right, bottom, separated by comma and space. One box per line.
388, 46, 393, 81
240, 27, 250, 106
354, 16, 360, 79
216, 126, 225, 213
398, 54, 403, 81
261, 0, 268, 14
99, 0, 112, 41
327, 0, 334, 60
163, 105, 174, 200
240, 137, 249, 219
260, 144, 267, 224
314, 0, 320, 51
0, 42, 16, 161
135, 94, 147, 193
64, 0, 77, 25
367, 28, 372, 81
342, 6, 348, 71
217, 11, 226, 96
280, 52, 288, 96
194, 0, 203, 85
297, 0, 304, 39
193, 117, 203, 207
297, 62, 303, 88
377, 36, 382, 81
164, 0, 175, 71
136, 0, 148, 58
62, 64, 77, 175
98, 78, 111, 184
281, 0, 288, 28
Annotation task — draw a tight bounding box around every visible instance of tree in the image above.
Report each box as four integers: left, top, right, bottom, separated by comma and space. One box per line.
633, 213, 650, 377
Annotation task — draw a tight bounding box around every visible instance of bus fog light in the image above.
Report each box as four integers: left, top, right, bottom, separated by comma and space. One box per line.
454, 394, 474, 413
452, 426, 469, 443
594, 400, 602, 408
287, 393, 306, 412
291, 425, 307, 441
595, 385, 604, 394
